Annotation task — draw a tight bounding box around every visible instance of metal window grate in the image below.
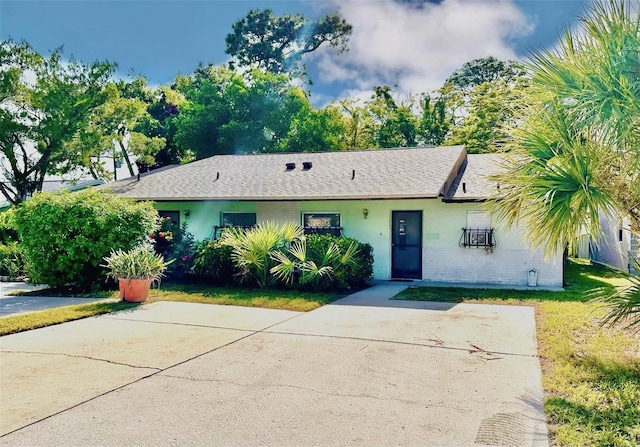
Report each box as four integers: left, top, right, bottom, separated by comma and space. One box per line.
304, 226, 343, 236
460, 228, 495, 248
213, 225, 255, 240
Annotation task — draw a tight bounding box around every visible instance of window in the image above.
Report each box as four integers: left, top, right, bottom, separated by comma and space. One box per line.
460, 211, 495, 249
303, 213, 342, 236
460, 228, 495, 248
214, 212, 257, 239
158, 210, 180, 227
221, 212, 256, 227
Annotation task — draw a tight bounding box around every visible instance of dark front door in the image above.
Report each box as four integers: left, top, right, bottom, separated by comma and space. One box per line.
391, 211, 422, 279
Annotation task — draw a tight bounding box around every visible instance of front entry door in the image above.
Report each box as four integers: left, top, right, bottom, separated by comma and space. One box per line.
391, 211, 422, 279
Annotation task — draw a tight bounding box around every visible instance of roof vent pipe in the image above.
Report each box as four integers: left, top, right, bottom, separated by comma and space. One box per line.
215, 172, 219, 181
285, 162, 295, 171
462, 182, 466, 193
302, 161, 312, 170
351, 169, 355, 180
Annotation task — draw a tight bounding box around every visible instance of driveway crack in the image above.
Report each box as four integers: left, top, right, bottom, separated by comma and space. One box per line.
159, 374, 472, 409
0, 350, 161, 371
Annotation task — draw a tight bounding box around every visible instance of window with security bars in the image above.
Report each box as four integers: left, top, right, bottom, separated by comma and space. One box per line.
459, 228, 495, 248
302, 213, 342, 236
214, 212, 257, 239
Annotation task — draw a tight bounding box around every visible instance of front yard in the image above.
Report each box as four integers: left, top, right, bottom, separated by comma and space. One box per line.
1, 259, 638, 446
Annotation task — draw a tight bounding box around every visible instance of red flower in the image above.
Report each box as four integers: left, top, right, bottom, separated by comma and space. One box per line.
158, 232, 165, 238
148, 233, 155, 239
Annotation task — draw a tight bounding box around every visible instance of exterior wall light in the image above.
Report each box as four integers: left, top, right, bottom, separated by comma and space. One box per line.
183, 210, 191, 219
363, 209, 369, 219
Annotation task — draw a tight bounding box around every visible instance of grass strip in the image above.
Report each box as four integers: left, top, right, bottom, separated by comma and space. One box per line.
146, 284, 344, 312
1, 284, 346, 336
0, 301, 139, 336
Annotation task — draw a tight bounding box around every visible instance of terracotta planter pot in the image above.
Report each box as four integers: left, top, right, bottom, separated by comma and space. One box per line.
118, 278, 153, 302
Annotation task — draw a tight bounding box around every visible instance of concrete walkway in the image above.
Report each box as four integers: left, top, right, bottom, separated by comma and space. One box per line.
0, 284, 549, 447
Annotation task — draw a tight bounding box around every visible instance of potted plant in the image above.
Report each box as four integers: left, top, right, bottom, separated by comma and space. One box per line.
102, 244, 173, 302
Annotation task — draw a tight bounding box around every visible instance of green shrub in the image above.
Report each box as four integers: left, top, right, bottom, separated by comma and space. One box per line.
0, 241, 27, 279
0, 208, 19, 243
192, 239, 237, 285
219, 221, 304, 287
305, 234, 373, 288
15, 189, 158, 290
150, 216, 196, 279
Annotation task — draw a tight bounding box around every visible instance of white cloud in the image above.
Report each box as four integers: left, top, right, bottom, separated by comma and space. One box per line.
313, 0, 534, 98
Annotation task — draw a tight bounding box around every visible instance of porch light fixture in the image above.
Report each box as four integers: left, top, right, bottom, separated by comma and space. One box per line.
363, 208, 369, 219
183, 210, 191, 219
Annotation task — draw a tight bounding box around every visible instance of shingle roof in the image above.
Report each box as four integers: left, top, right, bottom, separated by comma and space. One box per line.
100, 146, 468, 201
444, 153, 503, 201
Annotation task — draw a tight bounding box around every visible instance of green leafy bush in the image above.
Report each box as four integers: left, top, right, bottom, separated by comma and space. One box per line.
192, 239, 237, 285
271, 238, 346, 291
219, 221, 304, 287
0, 208, 19, 243
305, 234, 373, 288
0, 242, 27, 279
194, 223, 373, 291
15, 189, 158, 290
150, 216, 196, 279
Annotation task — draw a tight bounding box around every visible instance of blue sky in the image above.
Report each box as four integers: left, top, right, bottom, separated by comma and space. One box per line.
1, 0, 590, 103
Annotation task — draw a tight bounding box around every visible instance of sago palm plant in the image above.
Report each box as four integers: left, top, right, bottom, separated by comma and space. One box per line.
270, 238, 360, 291
219, 221, 303, 287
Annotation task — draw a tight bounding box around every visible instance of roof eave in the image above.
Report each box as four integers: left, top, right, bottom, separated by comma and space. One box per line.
132, 194, 443, 202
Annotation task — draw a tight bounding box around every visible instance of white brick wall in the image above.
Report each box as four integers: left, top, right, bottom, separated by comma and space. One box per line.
422, 246, 563, 287
257, 202, 300, 225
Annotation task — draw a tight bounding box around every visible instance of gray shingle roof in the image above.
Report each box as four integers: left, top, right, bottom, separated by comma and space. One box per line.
444, 153, 503, 201
100, 146, 468, 201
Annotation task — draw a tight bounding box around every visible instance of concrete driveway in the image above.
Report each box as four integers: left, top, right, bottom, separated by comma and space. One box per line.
0, 283, 548, 447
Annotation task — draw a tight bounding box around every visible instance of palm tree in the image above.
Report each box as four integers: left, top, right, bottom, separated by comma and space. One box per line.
491, 0, 640, 327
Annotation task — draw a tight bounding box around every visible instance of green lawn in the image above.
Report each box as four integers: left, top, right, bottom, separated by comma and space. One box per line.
0, 283, 345, 336
395, 258, 640, 447
145, 283, 344, 312
0, 301, 139, 336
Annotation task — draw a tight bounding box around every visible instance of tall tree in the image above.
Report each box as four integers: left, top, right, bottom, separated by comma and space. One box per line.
442, 57, 529, 153
122, 79, 185, 172
418, 92, 451, 146
491, 0, 639, 258
66, 80, 166, 180
0, 40, 116, 204
358, 86, 419, 149
225, 9, 352, 80
274, 102, 348, 153
173, 65, 309, 157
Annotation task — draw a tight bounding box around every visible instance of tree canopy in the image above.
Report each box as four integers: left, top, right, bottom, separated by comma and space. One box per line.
0, 40, 116, 204
225, 9, 352, 80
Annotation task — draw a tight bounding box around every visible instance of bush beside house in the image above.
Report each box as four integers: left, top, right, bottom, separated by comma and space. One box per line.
149, 216, 196, 280
15, 189, 158, 290
0, 208, 27, 280
192, 222, 373, 291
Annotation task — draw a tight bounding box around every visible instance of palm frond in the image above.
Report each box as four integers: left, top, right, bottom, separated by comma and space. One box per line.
589, 259, 640, 332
